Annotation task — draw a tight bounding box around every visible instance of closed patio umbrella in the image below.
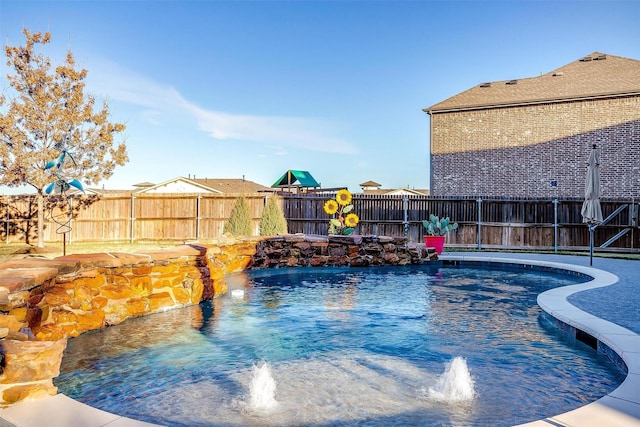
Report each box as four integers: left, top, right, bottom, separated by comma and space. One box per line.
581, 145, 603, 265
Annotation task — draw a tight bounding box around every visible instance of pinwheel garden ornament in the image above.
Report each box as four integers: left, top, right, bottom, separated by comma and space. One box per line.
44, 149, 84, 195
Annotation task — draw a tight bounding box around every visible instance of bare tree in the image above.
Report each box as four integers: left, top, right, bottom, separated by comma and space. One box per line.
0, 28, 128, 247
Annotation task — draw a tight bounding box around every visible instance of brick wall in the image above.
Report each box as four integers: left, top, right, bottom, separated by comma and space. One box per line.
430, 95, 640, 198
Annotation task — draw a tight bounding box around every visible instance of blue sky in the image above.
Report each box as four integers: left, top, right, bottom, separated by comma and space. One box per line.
1, 0, 639, 193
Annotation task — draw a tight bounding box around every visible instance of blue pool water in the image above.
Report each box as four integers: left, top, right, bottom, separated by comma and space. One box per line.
56, 264, 625, 426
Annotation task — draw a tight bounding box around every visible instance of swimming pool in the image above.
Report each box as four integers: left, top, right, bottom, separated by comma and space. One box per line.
56, 263, 625, 426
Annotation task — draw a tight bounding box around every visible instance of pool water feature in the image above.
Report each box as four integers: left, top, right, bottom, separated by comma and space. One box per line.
427, 356, 475, 402
56, 264, 625, 427
248, 362, 279, 413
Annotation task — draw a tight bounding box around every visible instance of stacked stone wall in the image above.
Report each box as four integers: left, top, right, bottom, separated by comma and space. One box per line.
0, 241, 256, 405
252, 234, 433, 268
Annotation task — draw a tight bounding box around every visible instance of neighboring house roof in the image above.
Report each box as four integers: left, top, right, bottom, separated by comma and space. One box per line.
133, 182, 155, 188
359, 180, 382, 188
358, 180, 429, 196
386, 188, 430, 196
84, 188, 134, 195
425, 52, 640, 113
65, 186, 134, 195
136, 177, 272, 194
192, 178, 272, 193
272, 170, 320, 188
362, 188, 430, 196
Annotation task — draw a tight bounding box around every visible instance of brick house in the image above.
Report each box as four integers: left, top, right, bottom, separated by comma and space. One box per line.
423, 52, 640, 198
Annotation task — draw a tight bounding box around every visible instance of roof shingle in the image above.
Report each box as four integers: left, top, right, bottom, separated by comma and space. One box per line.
191, 178, 272, 193
424, 52, 640, 113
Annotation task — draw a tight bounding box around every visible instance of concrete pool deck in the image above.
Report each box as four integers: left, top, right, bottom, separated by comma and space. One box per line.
0, 252, 638, 427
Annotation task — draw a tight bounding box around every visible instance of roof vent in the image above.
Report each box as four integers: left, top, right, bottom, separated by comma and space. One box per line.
593, 54, 607, 61
552, 72, 564, 77
479, 82, 491, 88
506, 80, 518, 85
580, 56, 593, 62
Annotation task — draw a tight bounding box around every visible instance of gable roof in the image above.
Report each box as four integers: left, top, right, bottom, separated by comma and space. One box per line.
362, 187, 430, 196
137, 177, 272, 194
192, 178, 272, 193
84, 188, 134, 195
65, 187, 133, 195
425, 52, 640, 113
133, 182, 155, 189
272, 170, 320, 188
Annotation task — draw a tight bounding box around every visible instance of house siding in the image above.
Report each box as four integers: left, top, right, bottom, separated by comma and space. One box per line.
430, 95, 640, 198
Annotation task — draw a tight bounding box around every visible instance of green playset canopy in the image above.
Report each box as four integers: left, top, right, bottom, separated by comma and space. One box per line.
272, 170, 320, 188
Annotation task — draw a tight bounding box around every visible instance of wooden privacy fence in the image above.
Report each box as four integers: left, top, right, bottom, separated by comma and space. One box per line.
282, 194, 640, 252
2, 193, 639, 252
1, 193, 274, 244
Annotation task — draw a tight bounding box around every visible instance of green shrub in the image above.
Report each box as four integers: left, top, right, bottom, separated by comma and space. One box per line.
260, 197, 288, 236
223, 197, 252, 236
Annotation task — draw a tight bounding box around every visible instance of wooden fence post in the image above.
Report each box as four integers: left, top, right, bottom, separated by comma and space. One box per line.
403, 197, 409, 237
130, 195, 135, 243
553, 198, 559, 252
196, 194, 201, 240
477, 197, 482, 250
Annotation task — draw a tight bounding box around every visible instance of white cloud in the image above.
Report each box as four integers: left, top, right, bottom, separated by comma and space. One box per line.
186, 107, 356, 154
139, 110, 163, 126
87, 59, 357, 155
259, 145, 288, 157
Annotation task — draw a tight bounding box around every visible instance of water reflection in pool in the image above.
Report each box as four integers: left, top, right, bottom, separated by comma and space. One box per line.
57, 264, 624, 426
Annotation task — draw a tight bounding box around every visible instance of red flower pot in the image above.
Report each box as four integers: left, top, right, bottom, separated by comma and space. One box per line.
424, 236, 446, 254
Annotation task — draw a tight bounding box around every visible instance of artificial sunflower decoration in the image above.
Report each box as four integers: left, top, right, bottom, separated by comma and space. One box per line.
325, 189, 358, 235
324, 199, 339, 215
344, 213, 359, 228
336, 189, 352, 206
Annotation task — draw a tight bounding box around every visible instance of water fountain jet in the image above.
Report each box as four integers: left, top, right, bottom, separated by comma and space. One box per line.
248, 361, 278, 413
427, 356, 475, 402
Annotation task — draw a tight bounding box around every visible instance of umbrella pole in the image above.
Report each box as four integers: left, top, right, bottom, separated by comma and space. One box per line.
589, 224, 594, 266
